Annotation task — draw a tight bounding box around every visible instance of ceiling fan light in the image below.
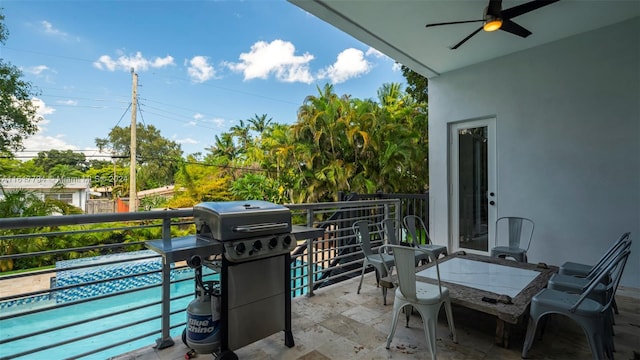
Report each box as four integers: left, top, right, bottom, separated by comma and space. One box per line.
483, 18, 503, 32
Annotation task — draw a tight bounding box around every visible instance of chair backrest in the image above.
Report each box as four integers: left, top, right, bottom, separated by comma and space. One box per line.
379, 244, 443, 301
570, 246, 631, 313
380, 218, 402, 246
403, 215, 431, 246
495, 216, 535, 250
352, 220, 376, 257
586, 232, 631, 280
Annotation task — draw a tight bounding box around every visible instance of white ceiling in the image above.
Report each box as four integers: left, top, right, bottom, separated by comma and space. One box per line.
289, 0, 640, 78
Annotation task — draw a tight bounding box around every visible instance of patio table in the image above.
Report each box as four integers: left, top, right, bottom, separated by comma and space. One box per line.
379, 251, 558, 348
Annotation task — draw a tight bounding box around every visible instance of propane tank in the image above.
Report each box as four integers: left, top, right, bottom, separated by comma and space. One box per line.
186, 279, 221, 354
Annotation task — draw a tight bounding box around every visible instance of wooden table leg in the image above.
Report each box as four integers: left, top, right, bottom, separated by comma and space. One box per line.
494, 319, 511, 348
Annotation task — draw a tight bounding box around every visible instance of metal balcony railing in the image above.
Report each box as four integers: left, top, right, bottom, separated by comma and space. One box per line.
0, 199, 402, 359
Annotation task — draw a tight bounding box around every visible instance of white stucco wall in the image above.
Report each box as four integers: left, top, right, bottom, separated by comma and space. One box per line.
428, 18, 639, 288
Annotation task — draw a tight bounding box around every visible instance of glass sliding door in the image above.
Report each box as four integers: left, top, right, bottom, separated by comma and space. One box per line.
450, 118, 496, 253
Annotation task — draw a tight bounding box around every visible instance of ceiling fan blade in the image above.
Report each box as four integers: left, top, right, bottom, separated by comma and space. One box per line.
501, 0, 560, 19
450, 26, 483, 50
500, 19, 532, 37
425, 19, 483, 28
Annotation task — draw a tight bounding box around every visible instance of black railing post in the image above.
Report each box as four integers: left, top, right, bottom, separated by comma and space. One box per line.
306, 209, 315, 297
155, 217, 174, 349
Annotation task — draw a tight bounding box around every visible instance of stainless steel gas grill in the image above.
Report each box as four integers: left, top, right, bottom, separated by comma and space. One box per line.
147, 201, 323, 359
194, 201, 294, 263
194, 201, 295, 355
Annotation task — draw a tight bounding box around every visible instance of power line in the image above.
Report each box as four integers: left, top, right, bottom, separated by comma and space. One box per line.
114, 103, 132, 128
7, 46, 301, 108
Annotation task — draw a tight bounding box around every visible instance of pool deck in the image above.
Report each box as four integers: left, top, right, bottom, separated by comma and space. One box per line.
113, 271, 640, 360
0, 272, 52, 298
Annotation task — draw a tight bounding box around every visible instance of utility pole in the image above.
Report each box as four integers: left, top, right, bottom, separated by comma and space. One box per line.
129, 68, 138, 212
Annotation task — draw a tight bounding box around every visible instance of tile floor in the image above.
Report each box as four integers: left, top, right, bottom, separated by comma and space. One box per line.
113, 272, 640, 360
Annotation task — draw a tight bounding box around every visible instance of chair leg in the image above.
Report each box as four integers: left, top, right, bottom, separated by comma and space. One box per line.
357, 263, 366, 294
386, 303, 403, 349
585, 326, 605, 360
537, 315, 549, 341
423, 316, 437, 360
522, 314, 541, 358
444, 299, 457, 343
405, 305, 412, 327
382, 287, 388, 306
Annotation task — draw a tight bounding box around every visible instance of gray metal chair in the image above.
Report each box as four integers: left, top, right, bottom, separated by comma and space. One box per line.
522, 248, 631, 360
403, 215, 448, 260
352, 220, 395, 305
549, 234, 631, 302
380, 244, 456, 360
490, 216, 534, 263
548, 234, 631, 340
559, 232, 631, 277
380, 218, 430, 266
557, 232, 631, 317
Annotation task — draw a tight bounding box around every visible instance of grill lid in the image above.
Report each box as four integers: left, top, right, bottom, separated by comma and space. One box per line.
194, 201, 291, 241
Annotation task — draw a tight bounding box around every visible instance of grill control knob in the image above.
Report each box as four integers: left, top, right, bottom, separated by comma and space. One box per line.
282, 235, 292, 248
268, 237, 278, 249
252, 240, 262, 252
235, 242, 246, 255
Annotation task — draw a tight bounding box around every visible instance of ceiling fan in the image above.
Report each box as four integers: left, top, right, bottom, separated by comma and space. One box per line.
425, 0, 560, 50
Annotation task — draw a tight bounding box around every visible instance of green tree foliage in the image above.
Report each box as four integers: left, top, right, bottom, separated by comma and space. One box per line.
0, 186, 82, 270
95, 124, 183, 189
230, 173, 287, 203
34, 149, 88, 173
0, 157, 45, 177
199, 82, 428, 204
48, 164, 85, 179
0, 11, 41, 156
84, 164, 128, 192
401, 65, 429, 104
167, 155, 232, 208
287, 83, 429, 203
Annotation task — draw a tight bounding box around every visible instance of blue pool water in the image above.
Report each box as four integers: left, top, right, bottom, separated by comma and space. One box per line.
0, 252, 318, 359
1, 268, 201, 360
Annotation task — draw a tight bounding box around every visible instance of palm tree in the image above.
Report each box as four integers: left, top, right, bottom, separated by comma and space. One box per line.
208, 133, 238, 163
247, 114, 273, 135
229, 119, 251, 154
293, 84, 357, 202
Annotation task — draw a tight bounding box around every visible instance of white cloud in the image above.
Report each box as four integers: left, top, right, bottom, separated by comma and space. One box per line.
317, 48, 371, 84
40, 20, 80, 42
56, 99, 78, 106
193, 113, 204, 120
93, 52, 175, 72
187, 56, 216, 83
174, 137, 199, 145
392, 62, 402, 71
212, 118, 225, 127
24, 65, 50, 75
32, 97, 55, 117
22, 134, 78, 150
16, 139, 111, 161
227, 39, 314, 84
365, 47, 386, 58
41, 20, 68, 37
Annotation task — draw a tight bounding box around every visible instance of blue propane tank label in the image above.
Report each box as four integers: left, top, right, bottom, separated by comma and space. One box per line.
187, 313, 220, 341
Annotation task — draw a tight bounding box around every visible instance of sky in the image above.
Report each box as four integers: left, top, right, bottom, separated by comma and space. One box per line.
1, 0, 406, 161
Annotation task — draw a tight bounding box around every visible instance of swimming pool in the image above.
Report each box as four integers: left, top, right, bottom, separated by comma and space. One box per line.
1, 269, 202, 360
0, 253, 318, 359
